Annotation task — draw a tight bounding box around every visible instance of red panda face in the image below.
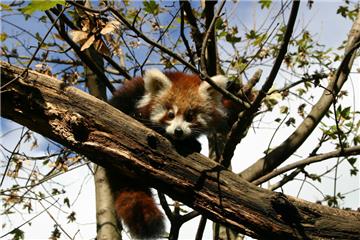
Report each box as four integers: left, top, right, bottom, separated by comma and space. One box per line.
137, 69, 228, 140
151, 103, 210, 139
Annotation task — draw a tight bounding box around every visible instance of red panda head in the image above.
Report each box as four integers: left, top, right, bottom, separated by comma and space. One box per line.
137, 69, 228, 140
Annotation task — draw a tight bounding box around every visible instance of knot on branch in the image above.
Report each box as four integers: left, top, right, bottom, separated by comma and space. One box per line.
47, 106, 90, 145
271, 193, 301, 224
147, 134, 158, 149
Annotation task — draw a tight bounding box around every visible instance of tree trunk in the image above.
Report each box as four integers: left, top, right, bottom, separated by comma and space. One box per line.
1, 61, 360, 240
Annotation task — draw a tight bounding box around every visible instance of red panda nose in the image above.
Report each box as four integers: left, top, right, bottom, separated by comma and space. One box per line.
174, 127, 183, 138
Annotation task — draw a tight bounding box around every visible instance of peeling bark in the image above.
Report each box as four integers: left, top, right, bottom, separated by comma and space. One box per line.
1, 61, 360, 239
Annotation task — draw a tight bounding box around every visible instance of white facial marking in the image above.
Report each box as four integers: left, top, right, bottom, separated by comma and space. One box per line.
197, 114, 208, 127
150, 105, 167, 122
173, 105, 179, 115
198, 75, 228, 101
137, 93, 151, 109
166, 115, 192, 138
137, 69, 172, 109
143, 69, 172, 94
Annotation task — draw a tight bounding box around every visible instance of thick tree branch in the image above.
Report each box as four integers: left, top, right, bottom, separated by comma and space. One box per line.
1, 61, 360, 239
180, 0, 203, 59
73, 1, 121, 238
253, 145, 360, 186
201, 0, 224, 75
240, 9, 360, 182
221, 0, 300, 169
179, 3, 196, 67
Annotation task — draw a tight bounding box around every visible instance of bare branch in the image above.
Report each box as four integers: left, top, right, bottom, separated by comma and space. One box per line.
253, 145, 360, 186
45, 9, 116, 93
240, 10, 360, 182
2, 61, 360, 239
220, 0, 300, 169
179, 3, 196, 67
200, 0, 225, 75
180, 0, 203, 59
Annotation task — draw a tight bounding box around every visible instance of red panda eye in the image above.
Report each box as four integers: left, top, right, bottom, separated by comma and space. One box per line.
185, 110, 195, 122
167, 111, 175, 119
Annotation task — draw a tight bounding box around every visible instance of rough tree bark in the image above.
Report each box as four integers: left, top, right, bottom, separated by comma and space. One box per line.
1, 61, 360, 240
74, 1, 122, 238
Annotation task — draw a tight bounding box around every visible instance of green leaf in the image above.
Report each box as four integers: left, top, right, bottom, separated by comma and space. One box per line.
225, 33, 241, 44
296, 88, 306, 96
50, 225, 61, 239
143, 0, 160, 15
39, 15, 47, 23
280, 106, 289, 114
67, 211, 76, 223
253, 33, 267, 46
0, 3, 12, 11
215, 18, 226, 30
64, 197, 71, 208
35, 32, 42, 42
337, 6, 348, 18
20, 0, 65, 15
347, 157, 357, 166
285, 117, 296, 127
0, 32, 8, 42
340, 106, 351, 120
259, 0, 272, 9
309, 173, 321, 182
350, 166, 358, 176
10, 228, 24, 240
246, 30, 259, 40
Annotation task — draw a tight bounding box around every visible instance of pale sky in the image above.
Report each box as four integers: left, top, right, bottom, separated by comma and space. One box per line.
1, 1, 359, 240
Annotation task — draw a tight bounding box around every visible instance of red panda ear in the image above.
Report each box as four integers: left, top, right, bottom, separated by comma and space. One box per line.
199, 75, 228, 101
143, 69, 172, 95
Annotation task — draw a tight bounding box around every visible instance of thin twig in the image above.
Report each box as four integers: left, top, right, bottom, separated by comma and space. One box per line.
180, 0, 203, 58
0, 6, 67, 91
268, 168, 303, 191
106, 5, 246, 106
179, 2, 196, 67
38, 200, 73, 240
140, 7, 181, 70
240, 11, 360, 182
46, 9, 115, 93
0, 128, 29, 187
220, 0, 300, 169
253, 145, 360, 185
195, 216, 207, 240
158, 192, 174, 222
0, 200, 58, 239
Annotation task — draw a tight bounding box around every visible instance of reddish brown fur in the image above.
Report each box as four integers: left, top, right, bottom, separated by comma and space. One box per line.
108, 71, 243, 239
137, 72, 203, 120
110, 76, 145, 117
115, 189, 164, 238
136, 72, 227, 132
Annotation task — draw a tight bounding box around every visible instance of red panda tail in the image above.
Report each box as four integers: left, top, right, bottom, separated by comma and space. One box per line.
114, 187, 165, 239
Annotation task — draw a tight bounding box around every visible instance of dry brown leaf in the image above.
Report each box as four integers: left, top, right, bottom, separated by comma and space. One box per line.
69, 30, 88, 44
80, 35, 95, 51
94, 39, 110, 56
100, 20, 120, 35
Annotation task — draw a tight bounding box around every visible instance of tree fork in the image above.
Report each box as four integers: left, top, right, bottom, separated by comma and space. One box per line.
1, 61, 360, 239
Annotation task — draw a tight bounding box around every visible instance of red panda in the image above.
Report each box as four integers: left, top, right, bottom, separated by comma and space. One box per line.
108, 69, 230, 239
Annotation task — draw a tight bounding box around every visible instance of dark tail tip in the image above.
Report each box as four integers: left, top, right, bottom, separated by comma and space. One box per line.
114, 189, 165, 239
